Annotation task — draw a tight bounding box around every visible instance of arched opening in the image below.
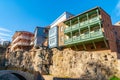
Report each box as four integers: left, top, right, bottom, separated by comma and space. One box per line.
11, 73, 26, 80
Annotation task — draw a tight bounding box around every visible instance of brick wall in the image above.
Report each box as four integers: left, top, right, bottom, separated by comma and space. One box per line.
100, 9, 117, 52
112, 25, 120, 58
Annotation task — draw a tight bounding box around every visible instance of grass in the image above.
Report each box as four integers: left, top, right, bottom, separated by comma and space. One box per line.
110, 76, 120, 80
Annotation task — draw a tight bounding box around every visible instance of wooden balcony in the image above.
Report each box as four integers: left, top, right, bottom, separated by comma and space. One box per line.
64, 29, 104, 45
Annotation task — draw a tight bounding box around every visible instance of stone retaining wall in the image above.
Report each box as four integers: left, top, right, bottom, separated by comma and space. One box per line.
50, 48, 119, 80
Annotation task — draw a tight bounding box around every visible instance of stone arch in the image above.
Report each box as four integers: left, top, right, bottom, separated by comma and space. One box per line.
11, 73, 26, 80
0, 70, 34, 80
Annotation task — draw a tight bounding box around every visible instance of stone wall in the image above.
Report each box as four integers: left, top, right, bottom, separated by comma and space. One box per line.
6, 48, 53, 74
5, 48, 120, 80
50, 48, 119, 80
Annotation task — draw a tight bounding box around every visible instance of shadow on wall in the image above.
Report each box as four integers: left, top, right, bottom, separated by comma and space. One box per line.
37, 48, 53, 75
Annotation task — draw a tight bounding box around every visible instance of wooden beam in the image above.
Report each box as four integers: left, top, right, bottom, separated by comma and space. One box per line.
82, 43, 86, 50
86, 13, 89, 20
92, 41, 96, 49
74, 44, 78, 50
88, 26, 90, 38
96, 9, 99, 16
103, 38, 108, 48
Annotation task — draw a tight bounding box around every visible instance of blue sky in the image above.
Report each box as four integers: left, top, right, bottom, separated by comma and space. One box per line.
0, 0, 120, 41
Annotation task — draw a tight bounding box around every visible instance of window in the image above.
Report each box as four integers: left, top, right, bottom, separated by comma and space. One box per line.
114, 31, 117, 35
60, 36, 64, 42
61, 26, 64, 32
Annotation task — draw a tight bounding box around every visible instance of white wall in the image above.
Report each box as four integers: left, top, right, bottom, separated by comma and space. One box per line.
51, 14, 66, 28
50, 12, 73, 28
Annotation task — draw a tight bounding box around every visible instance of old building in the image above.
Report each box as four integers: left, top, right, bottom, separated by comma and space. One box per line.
34, 26, 49, 48
2, 41, 10, 48
63, 7, 118, 52
112, 24, 120, 58
0, 41, 10, 48
11, 31, 34, 52
49, 12, 74, 48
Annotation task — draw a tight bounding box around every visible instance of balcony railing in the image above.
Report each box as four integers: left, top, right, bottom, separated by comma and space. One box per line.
80, 34, 89, 39
64, 27, 71, 33
71, 23, 79, 30
89, 16, 100, 24
73, 36, 80, 42
11, 42, 30, 51
64, 38, 72, 44
64, 16, 100, 33
12, 36, 32, 43
64, 29, 103, 45
80, 21, 88, 26
90, 29, 102, 37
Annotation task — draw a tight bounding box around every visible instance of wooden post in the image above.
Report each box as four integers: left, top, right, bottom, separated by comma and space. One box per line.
92, 41, 96, 49
104, 38, 108, 48
82, 43, 86, 50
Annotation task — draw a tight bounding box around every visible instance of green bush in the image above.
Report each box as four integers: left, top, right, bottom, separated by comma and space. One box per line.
110, 76, 120, 80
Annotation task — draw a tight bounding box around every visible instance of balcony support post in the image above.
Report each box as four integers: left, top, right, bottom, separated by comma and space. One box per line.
86, 13, 89, 20
70, 20, 72, 40
77, 17, 81, 39
92, 41, 96, 49
77, 17, 80, 27
103, 38, 108, 48
88, 26, 90, 38
96, 9, 99, 16
99, 22, 102, 32
82, 43, 86, 50
74, 44, 78, 50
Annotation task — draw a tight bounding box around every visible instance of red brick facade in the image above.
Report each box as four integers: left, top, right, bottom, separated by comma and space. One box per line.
100, 9, 118, 52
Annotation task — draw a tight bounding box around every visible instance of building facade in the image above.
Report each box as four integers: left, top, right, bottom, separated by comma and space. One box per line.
49, 12, 74, 48
57, 22, 66, 47
34, 27, 49, 48
49, 26, 58, 48
63, 7, 118, 52
11, 31, 34, 51
112, 25, 120, 58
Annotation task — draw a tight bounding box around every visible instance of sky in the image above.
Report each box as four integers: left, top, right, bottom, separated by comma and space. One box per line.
0, 0, 120, 41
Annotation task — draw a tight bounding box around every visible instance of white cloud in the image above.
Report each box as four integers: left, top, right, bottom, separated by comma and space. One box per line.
0, 36, 11, 41
0, 27, 12, 41
116, 0, 120, 16
0, 27, 12, 32
0, 32, 12, 37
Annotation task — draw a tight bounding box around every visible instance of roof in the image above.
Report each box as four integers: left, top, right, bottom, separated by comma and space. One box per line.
12, 31, 34, 38
64, 6, 110, 23
50, 11, 74, 26
34, 26, 45, 33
